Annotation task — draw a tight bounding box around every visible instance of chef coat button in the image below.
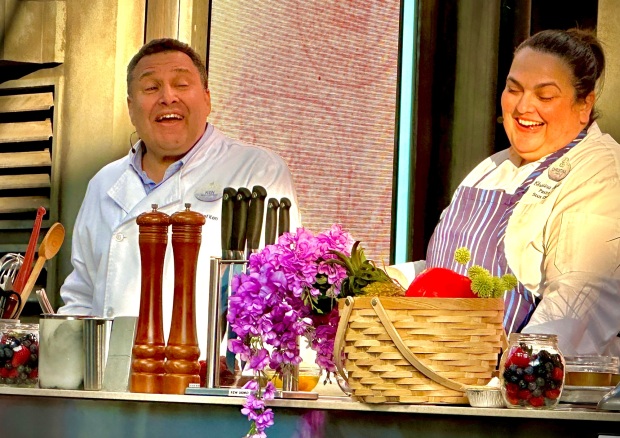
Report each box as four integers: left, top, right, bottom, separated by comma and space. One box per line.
106, 308, 114, 317
114, 233, 125, 242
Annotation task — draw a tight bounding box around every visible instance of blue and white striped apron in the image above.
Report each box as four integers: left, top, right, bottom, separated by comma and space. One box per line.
426, 131, 586, 334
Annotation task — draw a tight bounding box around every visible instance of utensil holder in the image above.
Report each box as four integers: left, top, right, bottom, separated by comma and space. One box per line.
206, 257, 249, 388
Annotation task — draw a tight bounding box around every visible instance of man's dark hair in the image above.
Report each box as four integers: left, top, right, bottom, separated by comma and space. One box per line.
126, 38, 208, 94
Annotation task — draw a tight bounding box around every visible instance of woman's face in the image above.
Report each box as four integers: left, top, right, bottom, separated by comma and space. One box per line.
501, 47, 593, 164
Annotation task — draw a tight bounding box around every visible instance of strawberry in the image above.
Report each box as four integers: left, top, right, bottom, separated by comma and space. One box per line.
406, 267, 477, 298
507, 347, 530, 368
11, 345, 30, 368
528, 396, 545, 407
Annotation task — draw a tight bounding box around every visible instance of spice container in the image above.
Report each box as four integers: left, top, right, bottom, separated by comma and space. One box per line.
564, 356, 618, 387
499, 333, 564, 409
0, 320, 39, 387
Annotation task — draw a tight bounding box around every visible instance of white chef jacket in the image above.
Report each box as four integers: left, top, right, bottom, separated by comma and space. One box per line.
58, 125, 301, 358
396, 122, 620, 356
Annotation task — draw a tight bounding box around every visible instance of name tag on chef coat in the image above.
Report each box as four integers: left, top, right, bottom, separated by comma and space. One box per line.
521, 157, 571, 203
195, 181, 223, 202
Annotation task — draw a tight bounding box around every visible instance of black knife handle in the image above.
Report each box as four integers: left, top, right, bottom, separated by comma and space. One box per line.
221, 187, 236, 258
247, 185, 267, 254
264, 198, 280, 246
278, 197, 292, 237
231, 187, 252, 255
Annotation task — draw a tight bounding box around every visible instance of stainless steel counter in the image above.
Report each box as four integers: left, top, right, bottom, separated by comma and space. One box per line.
1, 386, 620, 437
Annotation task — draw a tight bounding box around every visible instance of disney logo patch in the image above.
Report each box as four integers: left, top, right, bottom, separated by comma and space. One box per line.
194, 181, 223, 202
548, 157, 571, 182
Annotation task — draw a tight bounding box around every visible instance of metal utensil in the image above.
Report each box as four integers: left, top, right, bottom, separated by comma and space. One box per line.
36, 288, 55, 314
12, 206, 46, 293
0, 253, 23, 291
15, 222, 65, 319
598, 382, 620, 410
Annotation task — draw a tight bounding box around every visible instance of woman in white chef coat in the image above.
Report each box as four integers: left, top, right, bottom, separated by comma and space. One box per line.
403, 28, 620, 357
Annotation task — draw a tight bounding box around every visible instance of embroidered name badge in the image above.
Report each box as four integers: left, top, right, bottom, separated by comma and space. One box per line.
548, 157, 571, 182
194, 182, 223, 202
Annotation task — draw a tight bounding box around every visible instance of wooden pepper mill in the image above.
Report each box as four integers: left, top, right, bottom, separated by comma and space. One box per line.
130, 204, 170, 394
163, 203, 206, 394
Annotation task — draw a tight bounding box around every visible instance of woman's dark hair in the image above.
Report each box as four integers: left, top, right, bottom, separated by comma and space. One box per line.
516, 28, 605, 122
126, 38, 208, 94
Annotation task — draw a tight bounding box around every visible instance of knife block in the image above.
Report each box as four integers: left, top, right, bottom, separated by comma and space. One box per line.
130, 205, 170, 394
163, 203, 205, 394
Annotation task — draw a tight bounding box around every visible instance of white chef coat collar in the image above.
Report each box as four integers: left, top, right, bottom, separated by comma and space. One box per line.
129, 123, 214, 193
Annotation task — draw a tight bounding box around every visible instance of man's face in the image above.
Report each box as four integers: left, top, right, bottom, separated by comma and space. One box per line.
127, 50, 211, 161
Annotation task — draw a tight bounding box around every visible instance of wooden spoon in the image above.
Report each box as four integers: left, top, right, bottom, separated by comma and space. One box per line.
15, 222, 65, 319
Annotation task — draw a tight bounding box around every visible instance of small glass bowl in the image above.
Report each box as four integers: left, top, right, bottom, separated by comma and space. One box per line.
0, 320, 39, 387
565, 356, 619, 387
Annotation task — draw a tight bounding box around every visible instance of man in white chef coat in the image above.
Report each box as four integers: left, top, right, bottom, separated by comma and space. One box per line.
57, 38, 301, 361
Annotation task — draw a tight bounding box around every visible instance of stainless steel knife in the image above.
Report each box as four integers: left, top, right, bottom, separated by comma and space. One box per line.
231, 187, 252, 260
221, 187, 236, 260
246, 185, 267, 259
264, 198, 280, 246
278, 197, 291, 237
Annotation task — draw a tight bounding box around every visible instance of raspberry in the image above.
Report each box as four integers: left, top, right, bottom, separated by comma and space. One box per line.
551, 367, 564, 381
517, 389, 532, 400
505, 383, 519, 396
545, 388, 561, 400
529, 396, 545, 407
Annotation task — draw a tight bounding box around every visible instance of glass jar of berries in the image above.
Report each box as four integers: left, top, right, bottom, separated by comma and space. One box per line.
0, 321, 39, 387
500, 333, 564, 409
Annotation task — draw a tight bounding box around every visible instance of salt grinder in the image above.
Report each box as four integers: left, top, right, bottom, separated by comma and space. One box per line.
130, 204, 170, 394
163, 203, 206, 394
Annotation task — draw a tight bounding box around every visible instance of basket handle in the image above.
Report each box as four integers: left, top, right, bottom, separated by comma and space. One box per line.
370, 297, 466, 392
333, 296, 355, 384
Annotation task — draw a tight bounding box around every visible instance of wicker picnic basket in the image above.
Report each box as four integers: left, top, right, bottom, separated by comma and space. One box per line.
333, 296, 505, 404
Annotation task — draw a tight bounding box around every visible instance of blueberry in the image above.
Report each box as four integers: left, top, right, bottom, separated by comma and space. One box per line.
30, 354, 37, 362
29, 344, 38, 353
518, 380, 528, 389
532, 388, 542, 397
4, 348, 12, 359
536, 377, 545, 387
524, 366, 534, 375
509, 374, 519, 383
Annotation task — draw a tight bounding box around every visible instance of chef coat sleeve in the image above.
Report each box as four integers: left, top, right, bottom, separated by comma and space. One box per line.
523, 171, 620, 356
57, 186, 97, 316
